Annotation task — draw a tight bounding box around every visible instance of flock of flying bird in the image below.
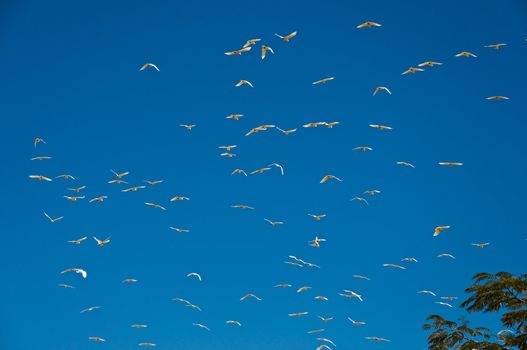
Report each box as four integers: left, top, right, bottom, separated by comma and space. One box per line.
28, 21, 518, 349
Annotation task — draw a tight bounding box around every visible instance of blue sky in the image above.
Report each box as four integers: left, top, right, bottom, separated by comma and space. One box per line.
1, 0, 526, 349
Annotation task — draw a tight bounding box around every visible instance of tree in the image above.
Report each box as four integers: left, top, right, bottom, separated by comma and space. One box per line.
423, 272, 527, 350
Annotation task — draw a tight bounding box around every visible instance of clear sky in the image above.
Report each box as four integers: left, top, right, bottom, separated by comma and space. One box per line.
1, 0, 526, 349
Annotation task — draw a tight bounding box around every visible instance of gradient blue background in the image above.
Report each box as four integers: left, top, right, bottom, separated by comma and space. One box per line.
1, 0, 526, 349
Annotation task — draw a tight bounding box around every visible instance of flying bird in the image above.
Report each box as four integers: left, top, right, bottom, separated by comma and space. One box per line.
418, 61, 443, 67
235, 80, 253, 88
240, 293, 262, 301
264, 219, 284, 226
439, 162, 463, 166
61, 268, 87, 279
145, 202, 166, 210
275, 31, 297, 42
180, 124, 196, 131
80, 305, 101, 314
33, 137, 46, 147
397, 161, 415, 168
383, 263, 406, 270
268, 163, 284, 175
320, 175, 342, 183
357, 21, 382, 28
68, 236, 87, 244
402, 67, 425, 75
29, 175, 52, 181
373, 86, 391, 96
434, 225, 451, 237
455, 51, 477, 57
472, 242, 490, 248
369, 124, 393, 130
261, 45, 274, 59
225, 46, 252, 55
312, 77, 334, 85
140, 63, 160, 71
485, 43, 507, 50
93, 236, 111, 247
418, 290, 437, 297
348, 318, 366, 326
242, 39, 261, 48
192, 323, 210, 331
44, 212, 63, 223
486, 95, 509, 100
226, 320, 242, 326
187, 272, 202, 281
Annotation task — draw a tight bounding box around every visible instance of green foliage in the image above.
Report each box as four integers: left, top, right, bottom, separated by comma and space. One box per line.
424, 272, 527, 350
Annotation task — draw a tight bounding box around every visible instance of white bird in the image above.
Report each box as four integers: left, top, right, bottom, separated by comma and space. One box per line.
353, 146, 373, 152
61, 268, 87, 279
289, 311, 309, 317
364, 189, 381, 196
138, 343, 157, 347
352, 274, 371, 281
351, 197, 369, 205
320, 175, 342, 183
397, 161, 415, 168
418, 290, 437, 297
275, 31, 297, 42
192, 323, 210, 331
240, 293, 262, 301
315, 345, 332, 350
226, 320, 242, 326
357, 21, 382, 28
369, 124, 393, 130
365, 337, 390, 342
29, 175, 52, 181
486, 95, 509, 101
93, 236, 111, 247
145, 202, 166, 210
434, 225, 451, 237
340, 290, 363, 301
122, 278, 138, 283
88, 337, 106, 342
80, 305, 101, 313
439, 162, 463, 166
437, 253, 456, 259
383, 263, 406, 270
68, 236, 87, 245
170, 227, 191, 233
187, 272, 202, 281
312, 77, 335, 85
30, 156, 52, 161
131, 324, 148, 328
261, 45, 274, 59
111, 170, 130, 178
472, 242, 490, 248
264, 219, 284, 226
317, 316, 334, 323
401, 257, 418, 262
242, 39, 260, 48
33, 137, 46, 147
348, 317, 366, 326
435, 301, 453, 308
225, 46, 252, 55
235, 80, 253, 88
317, 338, 336, 347
373, 86, 391, 96
140, 63, 160, 71
268, 163, 284, 175
44, 212, 63, 223
455, 51, 477, 58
